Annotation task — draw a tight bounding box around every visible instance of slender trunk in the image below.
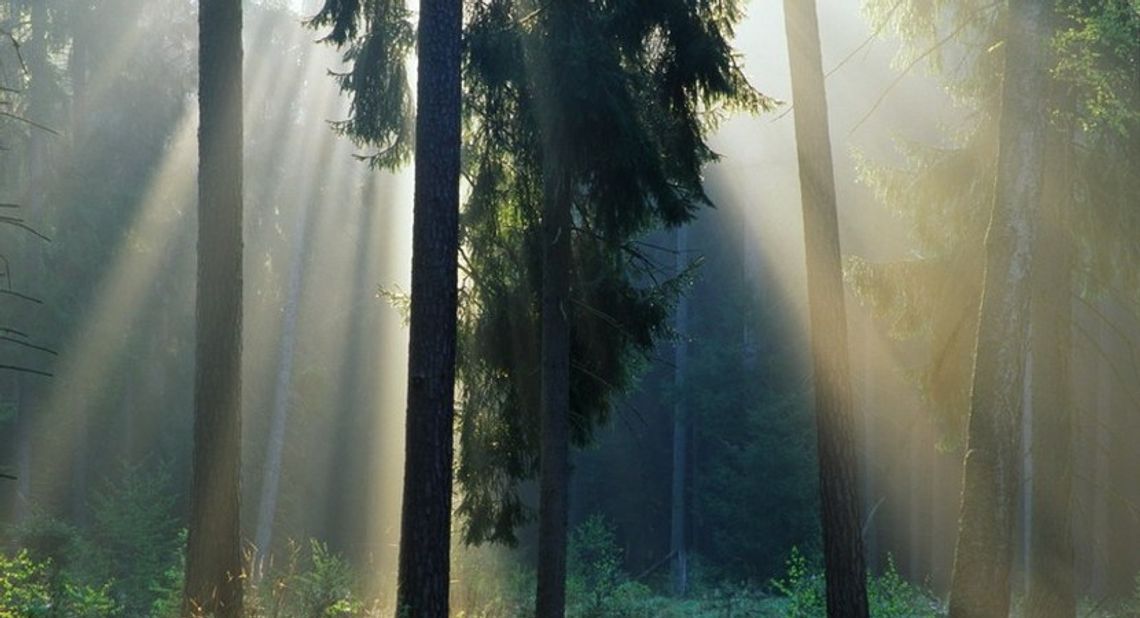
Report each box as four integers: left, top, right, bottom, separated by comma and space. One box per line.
782, 0, 869, 615
1092, 316, 1111, 599
16, 0, 50, 526
1024, 134, 1075, 617
395, 0, 463, 614
14, 378, 31, 523
183, 0, 244, 615
536, 170, 572, 618
254, 199, 311, 558
947, 1, 1052, 615
670, 226, 689, 597
860, 323, 879, 573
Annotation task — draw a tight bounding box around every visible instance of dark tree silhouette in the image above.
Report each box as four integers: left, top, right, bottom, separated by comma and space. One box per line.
782, 0, 869, 615
395, 0, 463, 614
183, 0, 244, 615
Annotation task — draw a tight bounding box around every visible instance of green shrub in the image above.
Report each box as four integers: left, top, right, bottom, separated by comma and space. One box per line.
567, 514, 625, 616
296, 540, 362, 617
867, 556, 941, 617
771, 549, 943, 617
770, 546, 825, 617
0, 549, 119, 617
0, 550, 52, 617
89, 462, 182, 615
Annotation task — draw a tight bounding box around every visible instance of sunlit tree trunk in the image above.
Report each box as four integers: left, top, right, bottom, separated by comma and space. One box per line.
183, 0, 244, 614
947, 0, 1052, 615
1024, 133, 1075, 618
782, 0, 869, 614
670, 225, 689, 596
395, 0, 463, 613
536, 168, 572, 618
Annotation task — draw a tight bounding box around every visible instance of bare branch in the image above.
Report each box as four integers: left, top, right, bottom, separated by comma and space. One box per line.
0, 289, 42, 304
0, 364, 51, 377
0, 335, 55, 355
849, 1, 1001, 136
0, 110, 60, 135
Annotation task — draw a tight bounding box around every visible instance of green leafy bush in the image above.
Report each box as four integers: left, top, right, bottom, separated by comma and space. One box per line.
296, 540, 362, 617
567, 514, 625, 615
770, 546, 825, 617
867, 556, 941, 617
89, 463, 182, 615
771, 548, 942, 617
0, 550, 52, 616
0, 549, 119, 617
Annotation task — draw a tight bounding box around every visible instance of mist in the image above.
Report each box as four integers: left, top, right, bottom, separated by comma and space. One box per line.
1, 0, 1137, 616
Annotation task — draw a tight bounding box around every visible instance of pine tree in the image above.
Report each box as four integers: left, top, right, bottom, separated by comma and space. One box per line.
457, 3, 766, 614
945, 0, 1052, 613
183, 0, 244, 615
851, 0, 1139, 610
310, 2, 765, 613
395, 0, 464, 613
782, 0, 869, 614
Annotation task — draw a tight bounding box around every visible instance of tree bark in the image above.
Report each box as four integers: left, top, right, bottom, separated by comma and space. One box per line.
536, 169, 572, 618
1023, 134, 1075, 618
184, 0, 244, 615
947, 1, 1052, 615
395, 0, 463, 614
670, 226, 689, 597
782, 1, 869, 615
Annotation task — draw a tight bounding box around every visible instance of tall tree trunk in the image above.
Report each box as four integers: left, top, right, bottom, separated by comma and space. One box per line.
395, 0, 463, 614
946, 0, 1052, 615
1023, 133, 1075, 618
782, 1, 869, 615
670, 226, 689, 597
536, 169, 572, 618
184, 0, 244, 614
13, 378, 31, 523
860, 323, 880, 573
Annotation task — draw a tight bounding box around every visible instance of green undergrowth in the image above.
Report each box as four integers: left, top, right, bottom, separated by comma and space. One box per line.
5, 487, 1137, 618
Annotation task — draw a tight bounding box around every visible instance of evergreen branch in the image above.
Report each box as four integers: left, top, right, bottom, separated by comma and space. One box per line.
825, 0, 905, 78
569, 360, 647, 429
849, 1, 1001, 136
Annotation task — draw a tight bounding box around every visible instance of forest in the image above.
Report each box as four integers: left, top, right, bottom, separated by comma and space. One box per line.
1, 0, 1138, 616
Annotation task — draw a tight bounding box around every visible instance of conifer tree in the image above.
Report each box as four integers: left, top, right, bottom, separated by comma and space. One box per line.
782, 0, 869, 614
184, 0, 244, 615
851, 0, 1138, 610
311, 2, 765, 613
395, 0, 463, 613
311, 0, 462, 612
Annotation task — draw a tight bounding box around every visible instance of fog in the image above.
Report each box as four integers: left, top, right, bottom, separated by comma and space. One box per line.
2, 0, 1137, 615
